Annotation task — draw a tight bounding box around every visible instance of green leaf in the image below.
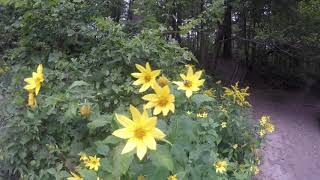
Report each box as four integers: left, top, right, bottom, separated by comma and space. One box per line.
191, 94, 215, 108
87, 115, 111, 129
68, 81, 89, 90
79, 169, 96, 180
95, 141, 110, 156
150, 145, 174, 171
103, 135, 122, 145
112, 144, 134, 178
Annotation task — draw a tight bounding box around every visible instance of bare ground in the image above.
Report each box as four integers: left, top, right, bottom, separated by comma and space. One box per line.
250, 89, 320, 180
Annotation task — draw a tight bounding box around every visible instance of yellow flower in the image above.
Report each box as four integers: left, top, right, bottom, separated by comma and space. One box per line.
251, 165, 260, 175
23, 64, 44, 95
97, 177, 102, 180
259, 116, 270, 126
80, 105, 91, 117
167, 175, 177, 180
84, 155, 100, 171
265, 123, 274, 133
223, 82, 251, 107
131, 62, 161, 92
197, 112, 208, 118
78, 152, 88, 162
203, 89, 215, 97
219, 106, 227, 114
232, 144, 238, 149
259, 129, 266, 137
137, 175, 145, 180
157, 75, 170, 87
173, 66, 205, 98
112, 105, 166, 160
27, 90, 37, 108
214, 160, 227, 174
187, 111, 192, 115
221, 122, 227, 128
142, 84, 175, 116
67, 172, 83, 180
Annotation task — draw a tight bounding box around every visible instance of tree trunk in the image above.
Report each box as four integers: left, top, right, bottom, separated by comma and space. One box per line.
222, 0, 232, 58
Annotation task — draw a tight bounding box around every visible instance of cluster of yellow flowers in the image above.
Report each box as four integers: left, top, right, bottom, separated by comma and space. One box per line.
197, 112, 208, 118
223, 82, 251, 107
259, 115, 275, 137
23, 64, 44, 108
214, 160, 228, 174
67, 153, 101, 180
112, 63, 205, 162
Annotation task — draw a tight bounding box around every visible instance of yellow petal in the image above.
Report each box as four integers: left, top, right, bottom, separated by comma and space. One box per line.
194, 70, 202, 79
152, 128, 166, 139
112, 128, 133, 139
139, 83, 150, 92
142, 94, 158, 101
131, 73, 142, 78
121, 138, 138, 154
37, 64, 43, 73
133, 79, 143, 85
168, 103, 175, 112
143, 135, 156, 150
135, 64, 146, 72
144, 102, 155, 109
153, 106, 162, 115
145, 62, 151, 71
187, 66, 194, 78
144, 117, 157, 128
130, 105, 141, 122
136, 143, 148, 160
180, 74, 187, 80
151, 69, 161, 77
186, 90, 193, 98
115, 114, 133, 127
162, 108, 169, 116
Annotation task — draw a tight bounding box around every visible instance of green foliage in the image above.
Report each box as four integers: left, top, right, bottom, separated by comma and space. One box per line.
0, 1, 264, 179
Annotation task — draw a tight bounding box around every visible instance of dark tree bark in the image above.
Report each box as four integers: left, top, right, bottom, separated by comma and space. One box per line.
222, 0, 232, 58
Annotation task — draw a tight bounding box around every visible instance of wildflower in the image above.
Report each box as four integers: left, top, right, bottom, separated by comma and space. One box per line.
259, 129, 266, 137
219, 106, 227, 114
223, 82, 251, 107
80, 105, 91, 117
112, 105, 166, 160
187, 111, 192, 115
131, 62, 161, 92
137, 175, 145, 180
203, 89, 215, 97
157, 75, 169, 87
221, 122, 227, 128
142, 84, 175, 116
84, 155, 100, 171
79, 152, 88, 162
265, 123, 274, 133
23, 64, 44, 95
216, 80, 221, 84
214, 160, 227, 174
27, 90, 36, 108
67, 172, 83, 180
173, 66, 205, 98
232, 144, 238, 149
251, 165, 260, 175
259, 116, 270, 126
167, 175, 177, 180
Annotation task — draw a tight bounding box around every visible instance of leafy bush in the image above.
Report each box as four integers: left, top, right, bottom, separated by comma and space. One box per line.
0, 1, 273, 180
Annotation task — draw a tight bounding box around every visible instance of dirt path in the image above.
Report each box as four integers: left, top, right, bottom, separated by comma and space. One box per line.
250, 89, 320, 180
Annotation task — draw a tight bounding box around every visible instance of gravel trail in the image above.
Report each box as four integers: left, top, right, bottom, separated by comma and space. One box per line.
250, 89, 320, 180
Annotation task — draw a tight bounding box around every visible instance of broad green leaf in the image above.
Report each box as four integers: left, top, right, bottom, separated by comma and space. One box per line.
191, 94, 215, 108
150, 145, 174, 171
68, 81, 90, 90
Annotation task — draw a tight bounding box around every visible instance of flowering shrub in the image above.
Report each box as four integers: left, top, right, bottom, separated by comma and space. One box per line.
0, 2, 274, 179
0, 58, 274, 180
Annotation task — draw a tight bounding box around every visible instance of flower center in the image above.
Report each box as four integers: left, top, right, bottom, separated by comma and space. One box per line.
183, 80, 192, 87
144, 75, 152, 82
158, 98, 168, 107
134, 128, 146, 139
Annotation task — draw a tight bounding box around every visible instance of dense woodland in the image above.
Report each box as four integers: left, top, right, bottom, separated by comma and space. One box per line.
1, 0, 320, 87
0, 0, 318, 179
